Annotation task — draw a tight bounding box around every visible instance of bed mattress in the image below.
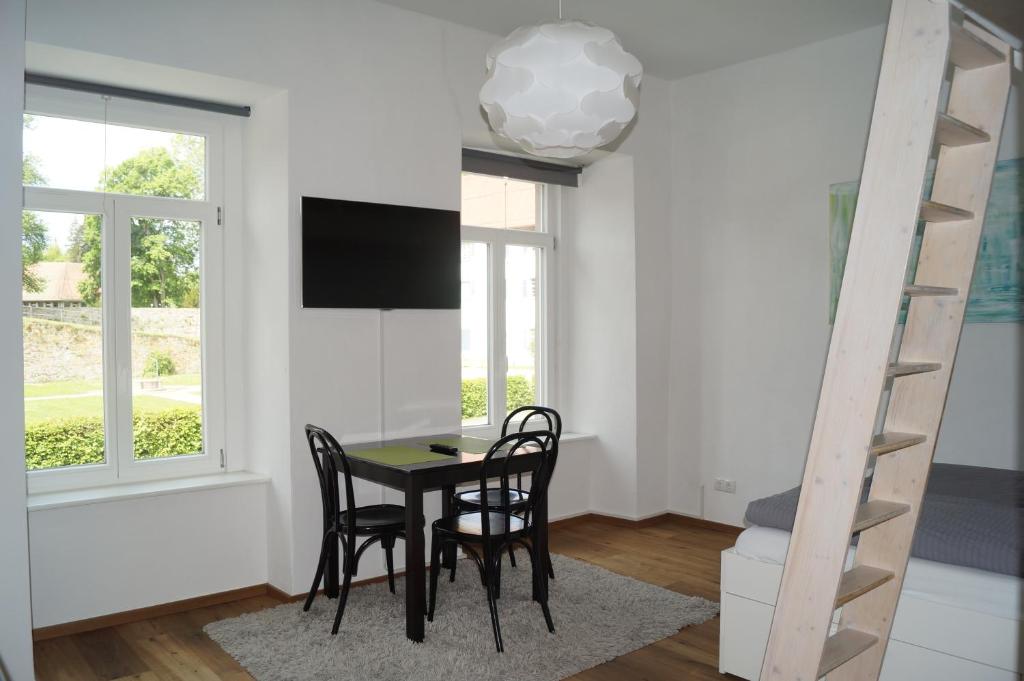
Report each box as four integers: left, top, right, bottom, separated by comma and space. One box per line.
744, 463, 1024, 576
735, 525, 1024, 621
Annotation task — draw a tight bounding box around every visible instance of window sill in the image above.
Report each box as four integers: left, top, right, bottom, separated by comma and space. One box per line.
27, 471, 270, 512
559, 432, 596, 443
459, 426, 595, 444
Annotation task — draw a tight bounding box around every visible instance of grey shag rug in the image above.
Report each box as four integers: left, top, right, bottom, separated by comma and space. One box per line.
204, 554, 718, 681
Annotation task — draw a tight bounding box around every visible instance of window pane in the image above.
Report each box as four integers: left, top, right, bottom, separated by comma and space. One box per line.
23, 113, 205, 199
129, 218, 203, 460
506, 245, 540, 413
23, 210, 106, 470
461, 242, 489, 426
23, 115, 104, 192
461, 172, 538, 231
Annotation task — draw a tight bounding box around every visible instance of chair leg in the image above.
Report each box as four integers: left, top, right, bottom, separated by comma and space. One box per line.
546, 547, 555, 580
428, 533, 444, 622
484, 554, 504, 653
331, 545, 354, 635
540, 598, 555, 633
528, 540, 544, 598
449, 548, 458, 583
526, 539, 555, 633
303, 530, 333, 612
508, 543, 517, 568
383, 535, 396, 594
494, 545, 502, 599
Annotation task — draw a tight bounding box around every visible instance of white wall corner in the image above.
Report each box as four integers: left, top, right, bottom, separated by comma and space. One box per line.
242, 89, 296, 592
565, 154, 640, 519
0, 0, 36, 677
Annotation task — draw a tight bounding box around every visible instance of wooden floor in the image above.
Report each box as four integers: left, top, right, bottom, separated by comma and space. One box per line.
34, 515, 742, 681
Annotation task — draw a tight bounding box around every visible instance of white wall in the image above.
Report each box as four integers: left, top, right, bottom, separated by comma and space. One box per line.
23, 0, 1015, 626
669, 25, 1024, 526
24, 0, 483, 602
556, 78, 675, 522
243, 90, 295, 592
0, 1, 36, 677
566, 155, 639, 519
630, 79, 674, 519
16, 57, 285, 626
28, 484, 267, 628
24, 0, 673, 622
22, 0, 1011, 634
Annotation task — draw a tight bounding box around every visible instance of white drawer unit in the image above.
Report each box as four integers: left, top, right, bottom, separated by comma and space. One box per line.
720, 548, 1023, 680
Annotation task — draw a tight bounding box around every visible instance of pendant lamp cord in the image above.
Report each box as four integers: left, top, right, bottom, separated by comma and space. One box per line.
558, 0, 563, 20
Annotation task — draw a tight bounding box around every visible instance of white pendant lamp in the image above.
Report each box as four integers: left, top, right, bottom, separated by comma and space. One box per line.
479, 5, 643, 160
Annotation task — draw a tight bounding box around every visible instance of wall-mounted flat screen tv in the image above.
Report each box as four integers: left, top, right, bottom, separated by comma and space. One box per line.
301, 196, 460, 309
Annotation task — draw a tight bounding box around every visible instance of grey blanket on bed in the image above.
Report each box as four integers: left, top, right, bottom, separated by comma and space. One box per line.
744, 463, 1024, 577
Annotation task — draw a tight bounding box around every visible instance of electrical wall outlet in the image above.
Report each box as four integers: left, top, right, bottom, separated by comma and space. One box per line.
714, 478, 737, 494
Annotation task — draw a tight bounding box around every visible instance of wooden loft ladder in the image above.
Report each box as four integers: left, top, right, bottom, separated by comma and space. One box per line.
759, 1, 1011, 680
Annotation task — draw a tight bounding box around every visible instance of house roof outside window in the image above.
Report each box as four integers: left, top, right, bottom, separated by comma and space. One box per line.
23, 262, 86, 304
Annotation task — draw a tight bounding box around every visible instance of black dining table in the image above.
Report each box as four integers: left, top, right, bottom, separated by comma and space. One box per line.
321, 433, 550, 642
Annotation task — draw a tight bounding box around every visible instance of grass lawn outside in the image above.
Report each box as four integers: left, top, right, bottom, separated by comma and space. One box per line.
24, 374, 201, 398
159, 373, 202, 386
25, 395, 200, 425
24, 378, 102, 398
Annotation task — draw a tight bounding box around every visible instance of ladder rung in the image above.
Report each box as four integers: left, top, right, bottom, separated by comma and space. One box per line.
887, 362, 941, 378
818, 629, 879, 678
949, 23, 1005, 71
935, 113, 991, 147
920, 200, 973, 222
852, 500, 910, 533
835, 565, 895, 607
903, 284, 958, 297
870, 432, 926, 456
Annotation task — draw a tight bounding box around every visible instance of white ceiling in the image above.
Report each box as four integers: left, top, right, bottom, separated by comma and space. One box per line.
375, 0, 893, 79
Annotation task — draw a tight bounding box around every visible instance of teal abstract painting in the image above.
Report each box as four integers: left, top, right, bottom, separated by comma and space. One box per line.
829, 157, 1024, 323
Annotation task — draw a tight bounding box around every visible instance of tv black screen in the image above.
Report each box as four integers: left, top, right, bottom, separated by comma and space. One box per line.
301, 196, 461, 309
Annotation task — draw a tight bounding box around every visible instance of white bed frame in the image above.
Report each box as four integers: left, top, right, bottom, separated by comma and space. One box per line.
719, 548, 1022, 680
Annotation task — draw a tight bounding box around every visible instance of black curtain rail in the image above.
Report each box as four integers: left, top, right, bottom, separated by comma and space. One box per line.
462, 148, 582, 188
25, 73, 252, 118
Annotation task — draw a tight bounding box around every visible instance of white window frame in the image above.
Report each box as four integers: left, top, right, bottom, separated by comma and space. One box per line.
460, 175, 560, 435
23, 89, 228, 493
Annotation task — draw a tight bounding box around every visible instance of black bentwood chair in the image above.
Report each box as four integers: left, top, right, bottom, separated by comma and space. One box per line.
303, 425, 408, 635
452, 406, 561, 577
428, 431, 557, 652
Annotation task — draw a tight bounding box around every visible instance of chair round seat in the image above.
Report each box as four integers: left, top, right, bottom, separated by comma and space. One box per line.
454, 487, 529, 509
339, 504, 406, 533
433, 511, 525, 539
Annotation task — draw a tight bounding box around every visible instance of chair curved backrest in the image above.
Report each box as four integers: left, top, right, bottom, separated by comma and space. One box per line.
477, 430, 556, 544
502, 406, 562, 481
305, 424, 357, 533
502, 406, 562, 443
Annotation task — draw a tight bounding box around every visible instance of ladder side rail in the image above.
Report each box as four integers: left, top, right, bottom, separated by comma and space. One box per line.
830, 25, 1012, 681
759, 2, 951, 679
